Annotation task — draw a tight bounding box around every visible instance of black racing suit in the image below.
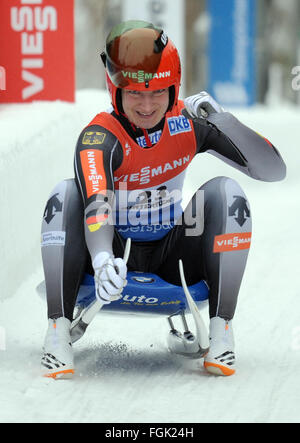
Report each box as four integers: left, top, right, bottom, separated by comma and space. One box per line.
41, 102, 286, 322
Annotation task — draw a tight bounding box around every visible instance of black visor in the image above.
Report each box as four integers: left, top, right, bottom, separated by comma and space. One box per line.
104, 20, 168, 88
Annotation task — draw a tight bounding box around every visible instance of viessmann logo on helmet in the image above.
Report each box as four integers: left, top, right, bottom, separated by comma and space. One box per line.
121, 70, 171, 83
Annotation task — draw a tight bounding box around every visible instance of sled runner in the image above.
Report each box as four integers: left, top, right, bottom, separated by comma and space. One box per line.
37, 239, 210, 358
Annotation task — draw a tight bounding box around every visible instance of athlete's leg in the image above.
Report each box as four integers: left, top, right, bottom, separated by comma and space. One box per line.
153, 176, 252, 375
201, 176, 252, 320
155, 176, 252, 321
41, 179, 88, 322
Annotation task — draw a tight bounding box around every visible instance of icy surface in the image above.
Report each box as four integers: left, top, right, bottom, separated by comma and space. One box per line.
0, 91, 299, 423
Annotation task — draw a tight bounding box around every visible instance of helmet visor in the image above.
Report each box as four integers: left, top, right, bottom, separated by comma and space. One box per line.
105, 20, 168, 88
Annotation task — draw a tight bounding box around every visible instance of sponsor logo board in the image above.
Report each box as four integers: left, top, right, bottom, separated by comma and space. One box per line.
0, 0, 74, 103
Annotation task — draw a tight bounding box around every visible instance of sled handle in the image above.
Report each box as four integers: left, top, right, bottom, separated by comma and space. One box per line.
179, 260, 209, 351
123, 237, 131, 264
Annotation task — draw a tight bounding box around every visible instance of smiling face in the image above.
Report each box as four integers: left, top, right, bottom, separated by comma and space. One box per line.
121, 88, 169, 128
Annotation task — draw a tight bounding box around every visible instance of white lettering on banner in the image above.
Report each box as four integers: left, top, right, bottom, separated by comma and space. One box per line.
22, 70, 44, 100
22, 59, 43, 68
11, 6, 57, 31
0, 66, 6, 91
10, 2, 58, 100
21, 32, 43, 54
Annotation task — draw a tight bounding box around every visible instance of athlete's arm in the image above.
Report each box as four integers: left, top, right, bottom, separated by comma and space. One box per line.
192, 119, 247, 168
186, 92, 286, 182
200, 113, 286, 181
74, 124, 123, 262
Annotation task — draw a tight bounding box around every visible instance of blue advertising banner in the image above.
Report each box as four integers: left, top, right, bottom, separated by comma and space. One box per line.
207, 0, 256, 106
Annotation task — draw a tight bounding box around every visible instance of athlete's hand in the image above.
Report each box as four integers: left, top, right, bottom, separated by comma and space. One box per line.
182, 91, 224, 120
93, 252, 127, 304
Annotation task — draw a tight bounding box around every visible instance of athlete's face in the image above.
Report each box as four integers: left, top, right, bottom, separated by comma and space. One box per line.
122, 88, 169, 129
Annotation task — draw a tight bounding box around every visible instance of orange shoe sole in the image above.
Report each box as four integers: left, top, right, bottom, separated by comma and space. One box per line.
43, 369, 74, 380
204, 361, 235, 376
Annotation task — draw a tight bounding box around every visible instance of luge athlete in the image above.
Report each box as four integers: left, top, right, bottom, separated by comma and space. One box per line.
41, 20, 286, 379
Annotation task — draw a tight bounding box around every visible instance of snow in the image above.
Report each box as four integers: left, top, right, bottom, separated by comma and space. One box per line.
0, 90, 300, 423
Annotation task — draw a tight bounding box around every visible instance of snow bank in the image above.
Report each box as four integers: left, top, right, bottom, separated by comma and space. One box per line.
0, 90, 110, 300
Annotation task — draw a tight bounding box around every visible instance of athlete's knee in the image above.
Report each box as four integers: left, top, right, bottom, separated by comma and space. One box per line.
221, 177, 251, 224
42, 179, 83, 230
225, 178, 251, 232
201, 175, 243, 195
201, 176, 249, 206
220, 176, 249, 201
45, 178, 79, 201
201, 176, 251, 230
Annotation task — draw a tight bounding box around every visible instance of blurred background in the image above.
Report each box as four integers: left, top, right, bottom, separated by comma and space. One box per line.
75, 0, 300, 107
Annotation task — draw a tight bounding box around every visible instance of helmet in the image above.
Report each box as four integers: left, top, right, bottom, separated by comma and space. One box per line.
101, 20, 181, 114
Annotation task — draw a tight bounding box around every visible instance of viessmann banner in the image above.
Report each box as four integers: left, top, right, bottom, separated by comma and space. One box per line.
0, 0, 75, 103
